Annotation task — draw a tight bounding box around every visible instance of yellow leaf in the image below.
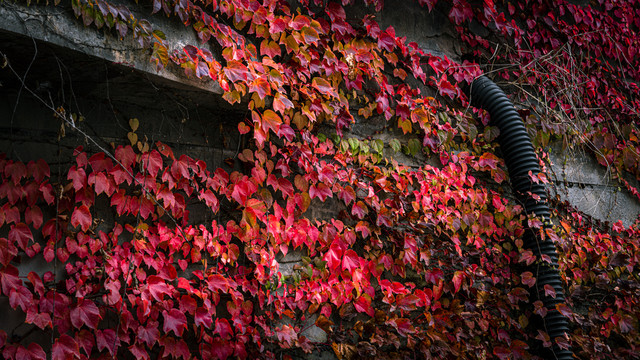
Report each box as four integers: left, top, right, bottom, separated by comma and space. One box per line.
129, 118, 139, 132
127, 132, 138, 146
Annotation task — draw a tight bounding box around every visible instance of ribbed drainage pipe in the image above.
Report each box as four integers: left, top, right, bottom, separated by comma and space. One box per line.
469, 76, 573, 360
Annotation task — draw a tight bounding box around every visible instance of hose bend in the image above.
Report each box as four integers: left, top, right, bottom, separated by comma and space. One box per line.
469, 76, 573, 359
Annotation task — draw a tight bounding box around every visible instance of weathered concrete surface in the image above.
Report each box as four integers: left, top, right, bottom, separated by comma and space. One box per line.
0, 1, 221, 94
549, 146, 640, 226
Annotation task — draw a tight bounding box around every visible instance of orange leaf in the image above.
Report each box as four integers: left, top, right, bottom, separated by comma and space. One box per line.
261, 110, 282, 133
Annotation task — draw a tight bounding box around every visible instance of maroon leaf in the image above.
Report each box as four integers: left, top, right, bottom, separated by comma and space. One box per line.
162, 308, 187, 336
29, 159, 50, 183
543, 284, 557, 299
52, 334, 79, 360
70, 298, 102, 329
15, 343, 46, 360
75, 329, 94, 356
25, 206, 43, 229
0, 264, 22, 295
276, 324, 297, 345
9, 223, 33, 250
137, 320, 160, 347
160, 337, 190, 360
96, 328, 119, 356
214, 318, 233, 339
9, 285, 32, 311
195, 307, 213, 329
88, 153, 113, 173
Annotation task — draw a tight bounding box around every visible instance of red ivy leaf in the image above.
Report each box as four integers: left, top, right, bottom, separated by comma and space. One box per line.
354, 294, 374, 317
28, 159, 50, 183
52, 334, 79, 360
269, 17, 287, 34
137, 320, 160, 347
88, 153, 113, 172
396, 294, 420, 311
9, 223, 33, 250
129, 343, 150, 360
437, 75, 457, 99
309, 183, 332, 201
160, 337, 190, 360
146, 275, 173, 301
71, 205, 92, 232
543, 284, 557, 299
452, 271, 464, 293
323, 243, 342, 271
96, 329, 119, 356
76, 329, 95, 356
25, 206, 43, 229
162, 308, 187, 336
195, 307, 213, 329
92, 172, 114, 196
273, 93, 293, 114
290, 14, 310, 30
115, 145, 136, 170
67, 166, 87, 191
0, 238, 17, 266
521, 271, 536, 287
261, 109, 282, 134
249, 77, 271, 100
276, 324, 298, 345
238, 122, 251, 134
388, 317, 414, 337
224, 61, 249, 82
70, 298, 102, 329
260, 39, 281, 58
312, 77, 337, 98
16, 343, 46, 360
7, 161, 27, 184
9, 286, 32, 311
214, 318, 233, 339
351, 200, 367, 219
342, 249, 360, 272
142, 150, 163, 178
207, 274, 229, 293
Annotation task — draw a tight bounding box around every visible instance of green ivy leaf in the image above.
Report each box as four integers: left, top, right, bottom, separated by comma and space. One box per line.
359, 140, 370, 154
371, 139, 384, 154
348, 138, 360, 153
407, 139, 421, 156
389, 139, 401, 153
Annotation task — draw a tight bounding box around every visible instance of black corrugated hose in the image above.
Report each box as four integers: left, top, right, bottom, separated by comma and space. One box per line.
469, 76, 573, 359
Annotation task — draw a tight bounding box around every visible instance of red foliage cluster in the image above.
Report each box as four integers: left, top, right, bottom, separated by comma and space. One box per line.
1, 0, 639, 359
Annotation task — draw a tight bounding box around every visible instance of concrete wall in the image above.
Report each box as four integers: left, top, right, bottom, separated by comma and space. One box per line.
1, 0, 639, 358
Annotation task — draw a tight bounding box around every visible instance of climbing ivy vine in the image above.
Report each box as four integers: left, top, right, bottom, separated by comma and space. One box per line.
0, 0, 639, 359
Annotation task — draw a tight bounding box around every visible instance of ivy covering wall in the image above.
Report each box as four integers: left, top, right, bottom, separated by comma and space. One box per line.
0, 0, 639, 359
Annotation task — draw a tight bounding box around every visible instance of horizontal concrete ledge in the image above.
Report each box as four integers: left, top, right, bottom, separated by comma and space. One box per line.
0, 1, 222, 95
